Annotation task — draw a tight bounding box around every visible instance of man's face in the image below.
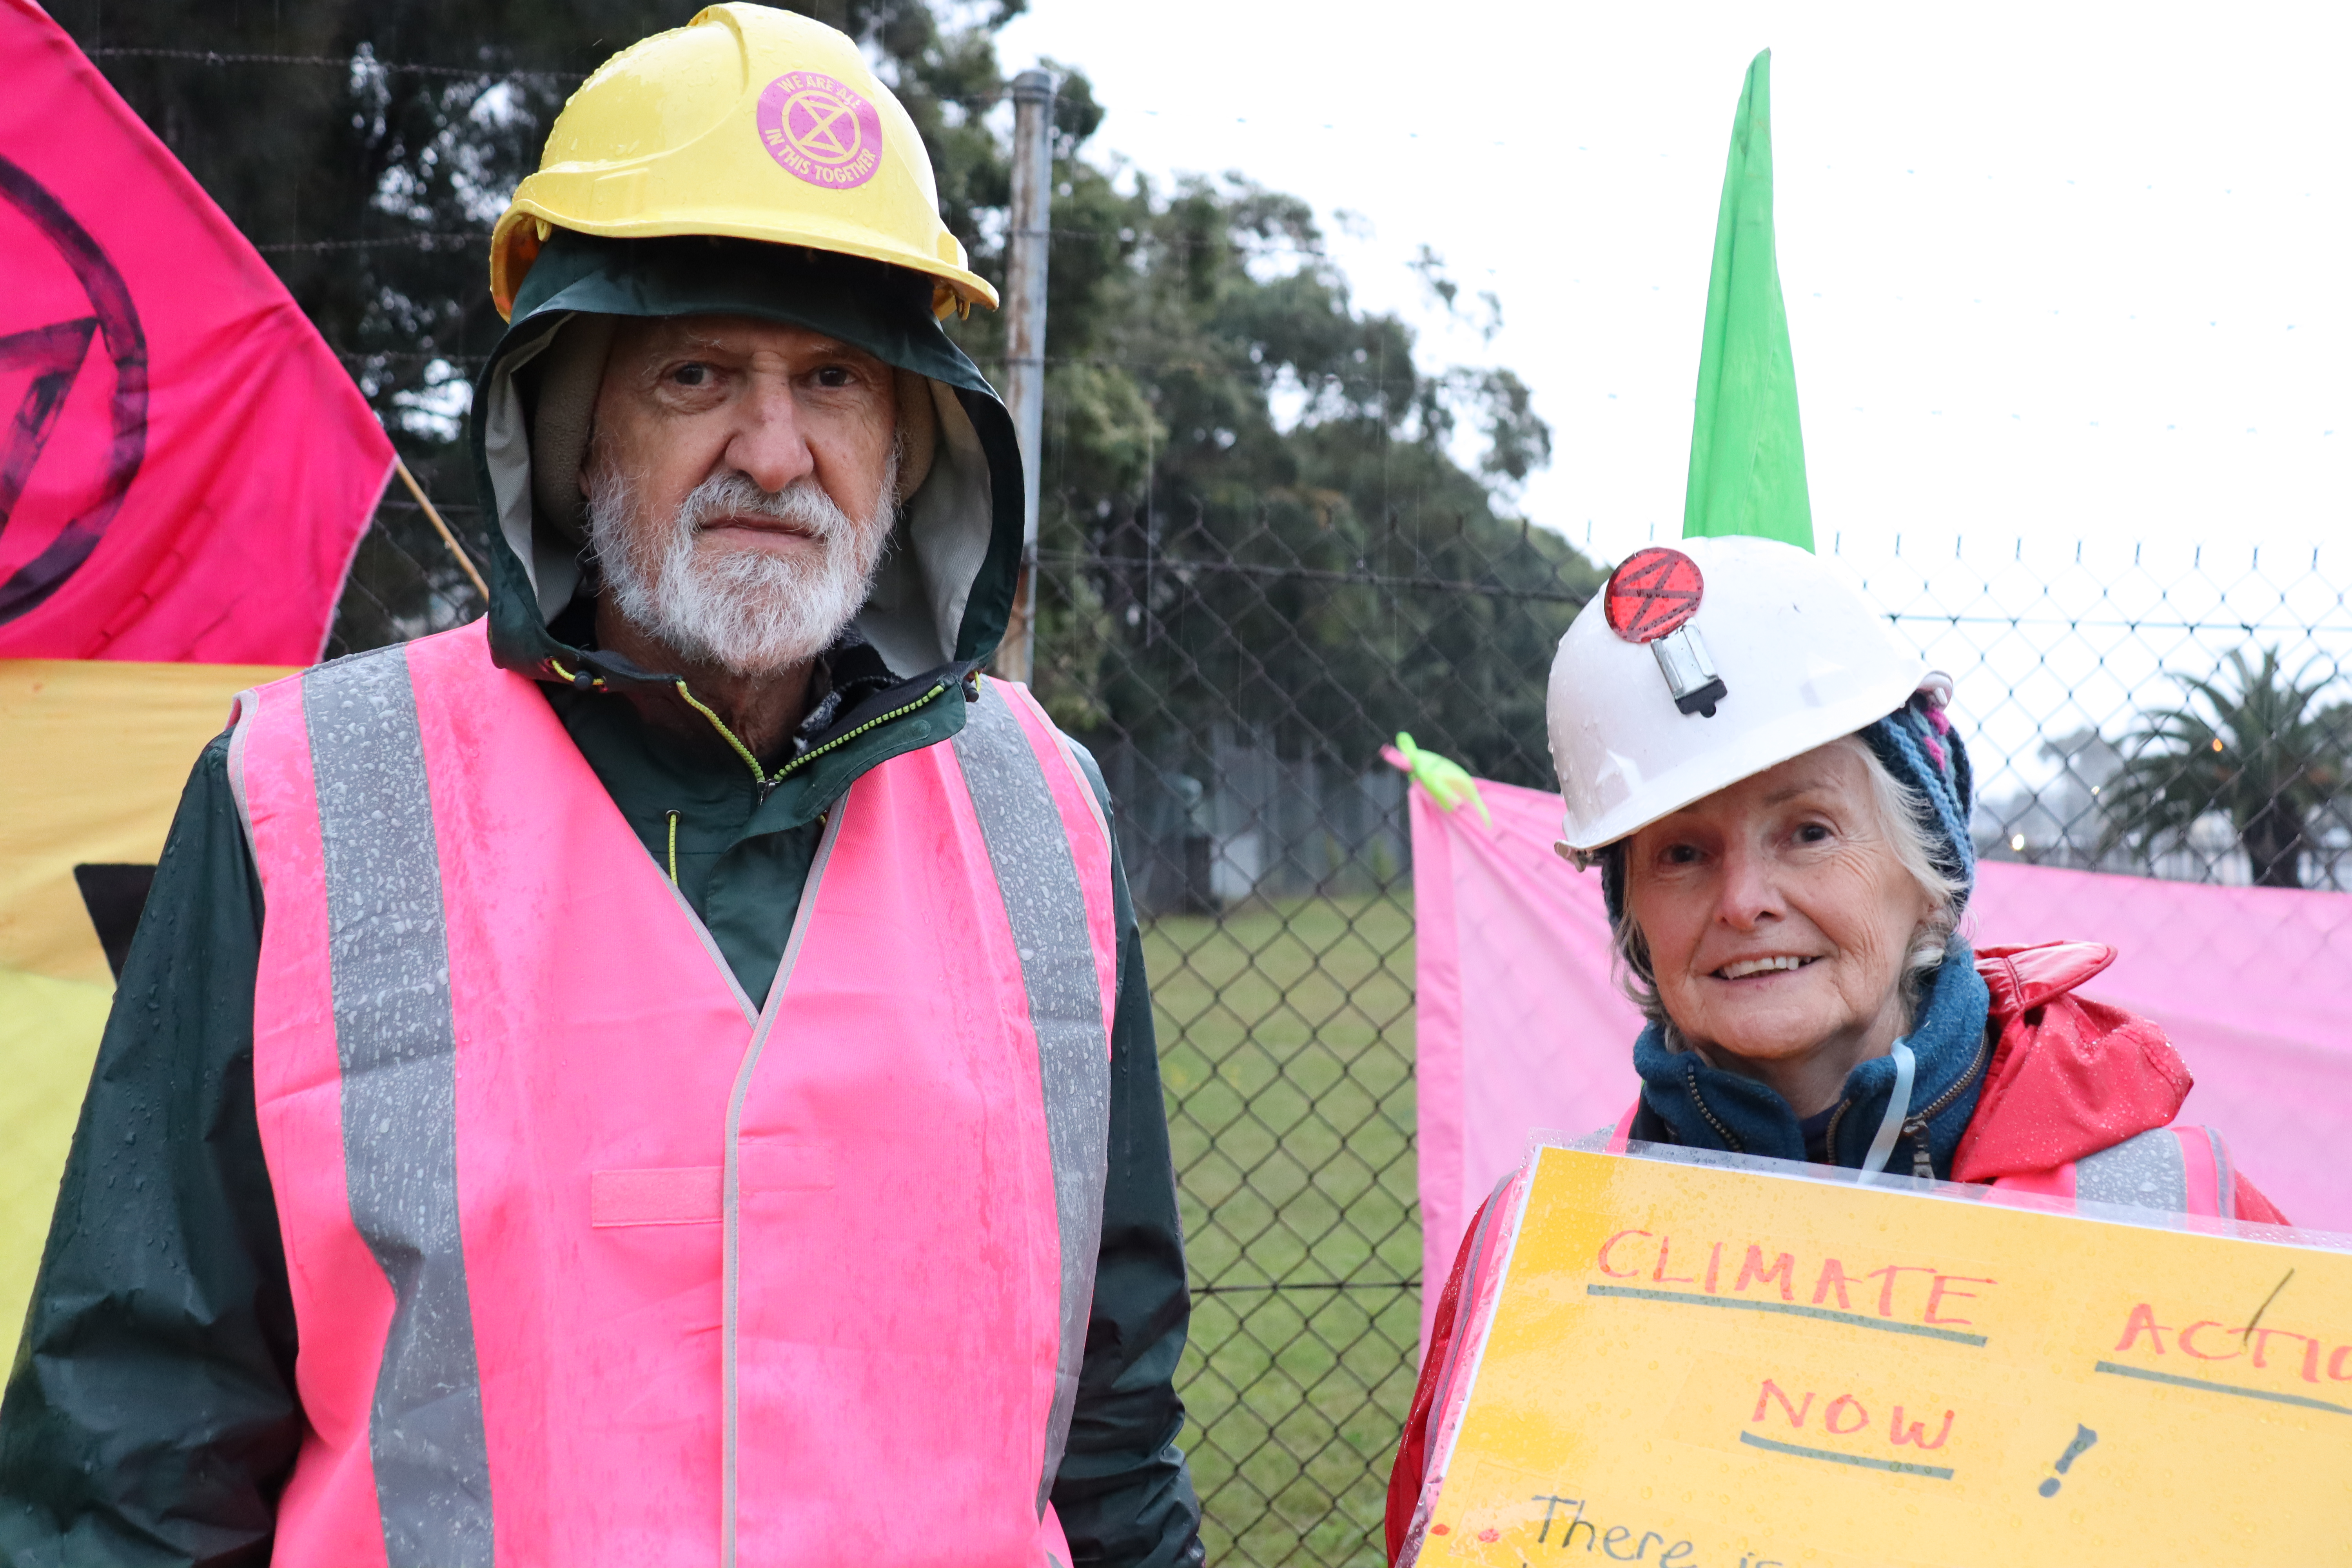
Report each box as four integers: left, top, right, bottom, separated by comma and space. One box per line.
582, 314, 901, 676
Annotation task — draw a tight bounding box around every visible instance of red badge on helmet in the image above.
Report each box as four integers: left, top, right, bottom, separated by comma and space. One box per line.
1604, 547, 1704, 644
1603, 546, 1727, 717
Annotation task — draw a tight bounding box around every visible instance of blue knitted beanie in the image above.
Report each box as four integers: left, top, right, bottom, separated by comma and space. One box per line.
1858, 681, 1975, 910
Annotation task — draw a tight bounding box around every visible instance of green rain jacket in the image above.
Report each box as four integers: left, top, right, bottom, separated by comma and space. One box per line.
0, 234, 1204, 1568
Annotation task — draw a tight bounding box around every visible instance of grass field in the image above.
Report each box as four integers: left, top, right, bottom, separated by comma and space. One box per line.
1142, 893, 1420, 1568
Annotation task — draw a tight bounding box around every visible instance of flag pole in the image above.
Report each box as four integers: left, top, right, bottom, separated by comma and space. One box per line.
392, 456, 490, 603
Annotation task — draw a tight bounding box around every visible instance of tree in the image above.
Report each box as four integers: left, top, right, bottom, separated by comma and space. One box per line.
994, 163, 1594, 785
2098, 646, 2347, 888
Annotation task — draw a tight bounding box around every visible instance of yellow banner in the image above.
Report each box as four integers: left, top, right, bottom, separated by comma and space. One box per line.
0, 657, 289, 983
1410, 1145, 2352, 1567
0, 657, 290, 1343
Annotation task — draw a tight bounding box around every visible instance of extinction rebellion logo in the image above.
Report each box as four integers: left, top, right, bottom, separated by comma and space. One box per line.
0, 154, 145, 627
755, 72, 883, 191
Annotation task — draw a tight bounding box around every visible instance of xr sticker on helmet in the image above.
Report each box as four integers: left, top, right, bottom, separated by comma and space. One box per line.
1603, 546, 1704, 643
756, 72, 883, 191
1603, 546, 1728, 717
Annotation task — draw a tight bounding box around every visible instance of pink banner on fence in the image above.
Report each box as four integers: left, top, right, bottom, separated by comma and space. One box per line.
1410, 773, 2352, 1348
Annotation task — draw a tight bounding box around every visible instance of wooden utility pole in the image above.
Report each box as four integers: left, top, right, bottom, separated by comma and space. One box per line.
993, 68, 1053, 684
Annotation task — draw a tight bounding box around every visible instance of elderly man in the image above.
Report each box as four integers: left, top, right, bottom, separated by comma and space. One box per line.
0, 10, 1201, 1567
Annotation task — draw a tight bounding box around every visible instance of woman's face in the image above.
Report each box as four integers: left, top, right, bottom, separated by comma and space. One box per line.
1624, 741, 1934, 1087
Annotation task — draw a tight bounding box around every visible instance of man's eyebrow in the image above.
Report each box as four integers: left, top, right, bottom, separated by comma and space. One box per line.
651, 329, 871, 359
637, 328, 727, 358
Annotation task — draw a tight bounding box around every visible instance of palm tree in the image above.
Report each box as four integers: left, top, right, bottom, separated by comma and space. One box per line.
2098, 647, 2346, 888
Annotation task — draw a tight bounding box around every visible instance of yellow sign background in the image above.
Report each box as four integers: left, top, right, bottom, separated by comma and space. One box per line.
1412, 1146, 2352, 1567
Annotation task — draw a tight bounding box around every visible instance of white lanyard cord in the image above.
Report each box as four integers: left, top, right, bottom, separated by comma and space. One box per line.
1858, 1039, 1917, 1182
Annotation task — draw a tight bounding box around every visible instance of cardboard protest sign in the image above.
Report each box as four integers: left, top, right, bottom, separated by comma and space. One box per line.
1402, 1143, 2352, 1567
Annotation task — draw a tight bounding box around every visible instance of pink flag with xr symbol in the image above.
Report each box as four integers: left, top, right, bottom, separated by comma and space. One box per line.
0, 0, 390, 662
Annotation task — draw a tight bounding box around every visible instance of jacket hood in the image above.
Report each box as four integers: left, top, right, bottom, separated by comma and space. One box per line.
1951, 940, 2195, 1182
466, 230, 1023, 695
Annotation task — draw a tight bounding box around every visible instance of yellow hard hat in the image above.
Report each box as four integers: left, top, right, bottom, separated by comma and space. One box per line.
489, 3, 996, 321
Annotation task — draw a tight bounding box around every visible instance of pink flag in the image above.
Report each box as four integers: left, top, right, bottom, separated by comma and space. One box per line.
1407, 770, 2352, 1348
0, 0, 392, 663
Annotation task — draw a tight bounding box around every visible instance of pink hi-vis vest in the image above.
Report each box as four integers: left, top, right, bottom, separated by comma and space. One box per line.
227, 621, 1118, 1568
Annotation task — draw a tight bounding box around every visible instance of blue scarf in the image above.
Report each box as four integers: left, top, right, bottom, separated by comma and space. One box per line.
1630, 940, 1992, 1177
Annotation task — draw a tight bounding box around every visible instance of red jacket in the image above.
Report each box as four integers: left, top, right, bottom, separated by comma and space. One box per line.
1383, 940, 2286, 1563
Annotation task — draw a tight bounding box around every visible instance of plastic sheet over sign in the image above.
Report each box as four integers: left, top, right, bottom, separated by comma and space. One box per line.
1401, 1140, 2352, 1567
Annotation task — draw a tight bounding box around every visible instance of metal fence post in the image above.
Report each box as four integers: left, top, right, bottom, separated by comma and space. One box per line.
994, 67, 1054, 685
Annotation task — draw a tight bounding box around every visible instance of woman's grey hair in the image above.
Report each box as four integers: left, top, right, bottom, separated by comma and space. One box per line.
1608, 734, 1969, 1046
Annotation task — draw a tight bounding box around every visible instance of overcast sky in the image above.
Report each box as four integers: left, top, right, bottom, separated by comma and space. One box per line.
997, 0, 2345, 562
992, 1, 2350, 775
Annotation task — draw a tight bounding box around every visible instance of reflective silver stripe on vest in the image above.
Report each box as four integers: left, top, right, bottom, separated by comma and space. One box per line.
2205, 1125, 2238, 1218
952, 681, 1114, 1513
305, 648, 495, 1566
2075, 1128, 2188, 1223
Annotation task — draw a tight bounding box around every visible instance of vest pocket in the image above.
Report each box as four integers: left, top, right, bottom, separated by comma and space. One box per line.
591, 1143, 837, 1227
592, 1166, 722, 1226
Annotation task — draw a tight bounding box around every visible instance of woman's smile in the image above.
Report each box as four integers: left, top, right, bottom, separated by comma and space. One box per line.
1710, 954, 1820, 981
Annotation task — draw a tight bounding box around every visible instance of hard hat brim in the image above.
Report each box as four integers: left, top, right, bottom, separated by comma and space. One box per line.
491, 203, 998, 323
1556, 663, 1926, 852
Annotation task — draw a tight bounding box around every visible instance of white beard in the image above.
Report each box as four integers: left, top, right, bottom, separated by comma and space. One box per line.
586, 450, 898, 678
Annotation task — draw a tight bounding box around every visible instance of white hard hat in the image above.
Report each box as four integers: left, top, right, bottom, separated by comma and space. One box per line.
1548, 534, 1928, 851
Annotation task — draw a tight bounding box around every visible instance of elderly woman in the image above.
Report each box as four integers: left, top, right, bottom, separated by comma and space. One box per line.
1383, 535, 2284, 1561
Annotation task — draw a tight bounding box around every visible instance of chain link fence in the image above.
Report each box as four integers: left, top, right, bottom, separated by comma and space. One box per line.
321, 499, 488, 661
332, 487, 2351, 1565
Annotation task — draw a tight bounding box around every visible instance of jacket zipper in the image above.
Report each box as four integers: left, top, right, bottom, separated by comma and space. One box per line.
1901, 1031, 1993, 1180
770, 681, 949, 783
1682, 1058, 1744, 1153
673, 679, 951, 799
